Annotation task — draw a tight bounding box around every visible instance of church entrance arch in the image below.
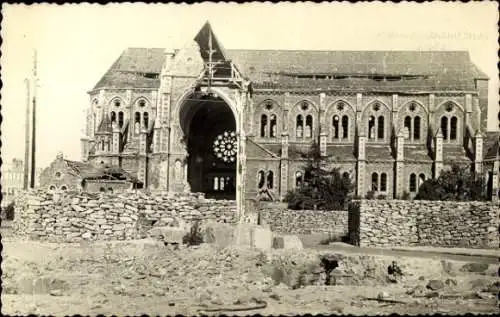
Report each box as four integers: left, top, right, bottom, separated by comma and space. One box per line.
179, 91, 237, 200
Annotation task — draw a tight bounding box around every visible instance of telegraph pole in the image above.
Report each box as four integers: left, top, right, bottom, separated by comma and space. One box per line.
23, 78, 31, 190
30, 50, 38, 189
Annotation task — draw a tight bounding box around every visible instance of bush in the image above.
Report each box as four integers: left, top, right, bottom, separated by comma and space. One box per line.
1, 202, 15, 220
415, 164, 486, 201
365, 190, 375, 200
400, 191, 411, 200
284, 141, 355, 210
376, 194, 387, 200
182, 221, 203, 246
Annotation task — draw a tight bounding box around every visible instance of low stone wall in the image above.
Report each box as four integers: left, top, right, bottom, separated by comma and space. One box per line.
12, 190, 237, 242
259, 204, 347, 236
351, 200, 499, 248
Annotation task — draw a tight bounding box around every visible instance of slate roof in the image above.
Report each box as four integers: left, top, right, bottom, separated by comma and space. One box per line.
366, 145, 394, 162
64, 159, 139, 182
442, 145, 472, 162
404, 145, 432, 162
96, 113, 113, 134
327, 144, 356, 161
93, 47, 487, 92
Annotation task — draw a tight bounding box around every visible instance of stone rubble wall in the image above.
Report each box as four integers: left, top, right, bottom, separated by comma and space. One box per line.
12, 190, 237, 242
353, 200, 499, 248
259, 207, 348, 236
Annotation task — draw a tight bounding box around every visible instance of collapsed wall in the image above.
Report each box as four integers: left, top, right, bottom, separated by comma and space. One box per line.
12, 190, 237, 242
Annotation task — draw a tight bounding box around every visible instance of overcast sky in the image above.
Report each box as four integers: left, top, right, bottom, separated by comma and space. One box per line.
1, 2, 498, 169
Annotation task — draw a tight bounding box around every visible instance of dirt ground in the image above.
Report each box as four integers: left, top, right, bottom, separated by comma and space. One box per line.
1, 235, 498, 316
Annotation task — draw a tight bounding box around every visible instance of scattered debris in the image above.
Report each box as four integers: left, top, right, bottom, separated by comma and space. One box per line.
426, 280, 445, 291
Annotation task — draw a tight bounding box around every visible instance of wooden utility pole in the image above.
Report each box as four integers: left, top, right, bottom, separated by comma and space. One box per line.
23, 78, 31, 190
30, 50, 38, 189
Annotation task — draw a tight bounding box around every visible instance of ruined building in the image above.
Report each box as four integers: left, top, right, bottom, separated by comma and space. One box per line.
80, 22, 500, 206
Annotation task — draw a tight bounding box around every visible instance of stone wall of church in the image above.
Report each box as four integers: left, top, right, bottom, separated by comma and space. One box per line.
348, 200, 499, 248
12, 190, 236, 242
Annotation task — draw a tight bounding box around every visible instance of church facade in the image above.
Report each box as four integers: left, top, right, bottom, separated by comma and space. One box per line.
80, 22, 500, 209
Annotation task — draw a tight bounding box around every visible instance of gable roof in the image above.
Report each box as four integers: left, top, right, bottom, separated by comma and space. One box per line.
92, 47, 487, 92
246, 139, 279, 159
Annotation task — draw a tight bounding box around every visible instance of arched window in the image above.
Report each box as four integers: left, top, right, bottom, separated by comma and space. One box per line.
295, 171, 303, 187
107, 140, 111, 152
260, 114, 268, 137
296, 115, 303, 138
441, 117, 448, 140
377, 116, 385, 139
143, 112, 149, 130
450, 116, 457, 140
342, 172, 350, 180
409, 174, 417, 192
371, 173, 378, 191
99, 187, 106, 192
101, 140, 105, 151
267, 171, 274, 189
270, 114, 277, 138
404, 116, 412, 139
257, 171, 265, 189
60, 185, 67, 191
368, 116, 376, 139
213, 177, 219, 191
341, 115, 349, 139
138, 100, 146, 108
111, 111, 117, 124
380, 173, 387, 192
219, 177, 225, 191
332, 115, 340, 139
305, 115, 313, 138
418, 173, 426, 188
413, 116, 421, 140
118, 112, 124, 128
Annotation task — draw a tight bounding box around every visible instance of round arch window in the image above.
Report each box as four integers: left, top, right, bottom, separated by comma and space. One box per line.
49, 185, 56, 191
138, 100, 146, 108
300, 102, 309, 111
114, 100, 121, 107
54, 171, 62, 179
60, 185, 67, 191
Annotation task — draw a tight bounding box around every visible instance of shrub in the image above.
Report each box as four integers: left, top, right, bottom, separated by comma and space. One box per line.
400, 191, 411, 200
376, 194, 387, 200
182, 221, 203, 246
1, 202, 15, 220
365, 190, 375, 200
284, 140, 355, 210
415, 164, 486, 201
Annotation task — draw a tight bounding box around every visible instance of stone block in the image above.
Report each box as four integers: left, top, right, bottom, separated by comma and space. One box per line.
149, 226, 187, 244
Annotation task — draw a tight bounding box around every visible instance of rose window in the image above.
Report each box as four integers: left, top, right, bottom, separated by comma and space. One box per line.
213, 131, 237, 163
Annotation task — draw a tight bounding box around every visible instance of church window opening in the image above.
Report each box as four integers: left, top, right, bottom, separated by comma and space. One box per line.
295, 171, 303, 187
219, 177, 225, 191
54, 171, 62, 179
260, 114, 268, 137
377, 116, 385, 139
373, 103, 381, 111
404, 116, 412, 139
213, 131, 237, 163
60, 185, 67, 191
114, 100, 121, 108
450, 116, 457, 140
143, 112, 149, 130
267, 171, 274, 189
296, 115, 304, 138
380, 173, 387, 192
445, 103, 453, 112
99, 187, 106, 192
49, 185, 56, 191
371, 173, 379, 191
441, 117, 448, 140
409, 173, 417, 192
409, 103, 417, 112
213, 177, 219, 191
134, 112, 141, 134
139, 100, 146, 108
257, 170, 265, 188
264, 102, 273, 111
342, 172, 350, 180
332, 115, 340, 139
414, 116, 421, 140
107, 140, 111, 151
118, 112, 124, 128
111, 111, 117, 124
342, 115, 349, 139
305, 115, 313, 138
368, 116, 376, 139
269, 114, 277, 138
418, 173, 426, 188
101, 140, 105, 151
337, 102, 345, 111
301, 102, 309, 111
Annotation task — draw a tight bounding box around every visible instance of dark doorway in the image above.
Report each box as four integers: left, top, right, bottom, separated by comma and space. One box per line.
180, 94, 237, 200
